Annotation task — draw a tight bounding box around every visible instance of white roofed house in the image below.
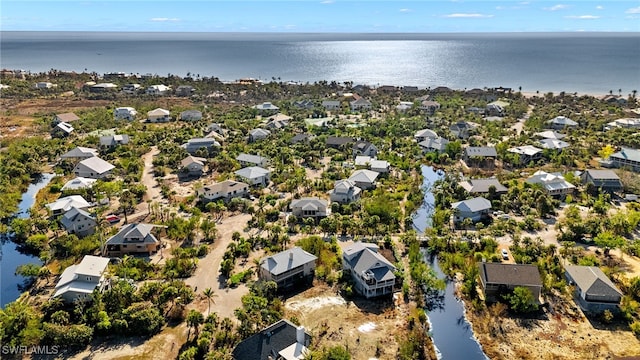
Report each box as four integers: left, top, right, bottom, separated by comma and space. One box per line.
451, 197, 492, 224
147, 108, 171, 123
370, 159, 390, 173
248, 128, 271, 142
253, 102, 280, 114
396, 101, 414, 112
459, 178, 508, 197
507, 145, 544, 165
526, 171, 575, 197
182, 138, 220, 155
61, 177, 97, 192
53, 255, 110, 303
60, 146, 98, 162
534, 130, 566, 140
60, 207, 97, 237
73, 157, 115, 179
35, 81, 54, 89
418, 137, 449, 153
414, 129, 438, 142
348, 169, 379, 190
538, 138, 570, 151
350, 97, 372, 111
352, 140, 378, 158
259, 247, 318, 289
181, 155, 207, 177
236, 166, 271, 187
236, 153, 269, 168
104, 223, 161, 257
290, 198, 329, 219
342, 242, 397, 299
53, 112, 80, 125
197, 180, 249, 202
145, 84, 171, 95
180, 109, 203, 122
46, 195, 91, 217
329, 179, 362, 204
100, 134, 130, 148
547, 116, 578, 130
604, 118, 640, 131
114, 107, 138, 121
51, 122, 74, 138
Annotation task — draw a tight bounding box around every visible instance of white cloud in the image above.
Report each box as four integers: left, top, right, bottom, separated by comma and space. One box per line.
544, 4, 568, 11
496, 6, 505, 10
595, 5, 604, 10
565, 15, 600, 19
626, 7, 640, 14
399, 8, 412, 13
320, 0, 334, 4
150, 18, 179, 22
443, 13, 494, 18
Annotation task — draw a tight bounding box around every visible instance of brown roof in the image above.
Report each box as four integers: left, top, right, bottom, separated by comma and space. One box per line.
478, 262, 542, 287
56, 113, 80, 122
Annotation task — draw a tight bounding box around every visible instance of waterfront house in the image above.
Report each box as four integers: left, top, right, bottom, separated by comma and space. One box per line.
463, 146, 497, 169
53, 255, 110, 303
181, 155, 206, 177
507, 145, 544, 165
235, 166, 271, 186
61, 177, 97, 192
342, 242, 396, 299
51, 122, 74, 138
352, 140, 378, 158
290, 198, 329, 218
377, 85, 398, 94
329, 179, 362, 204
182, 138, 220, 155
60, 146, 98, 162
419, 100, 440, 115
322, 100, 341, 111
248, 128, 271, 142
348, 169, 379, 190
145, 84, 170, 95
46, 195, 91, 217
147, 108, 171, 123
53, 112, 80, 125
565, 265, 623, 312
232, 319, 311, 360
459, 178, 507, 197
581, 169, 623, 193
259, 247, 317, 288
414, 129, 438, 142
100, 134, 130, 148
403, 86, 419, 93
198, 180, 249, 202
114, 107, 137, 121
418, 137, 449, 153
104, 223, 160, 257
547, 116, 578, 130
603, 95, 627, 106
350, 98, 372, 111
237, 153, 269, 168
60, 207, 97, 237
175, 85, 195, 97
526, 171, 575, 197
478, 262, 542, 303
326, 136, 355, 149
180, 109, 203, 122
73, 157, 115, 179
607, 148, 640, 172
451, 197, 492, 224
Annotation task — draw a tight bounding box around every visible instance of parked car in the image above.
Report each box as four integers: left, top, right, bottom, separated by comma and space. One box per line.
501, 249, 509, 260
105, 214, 120, 224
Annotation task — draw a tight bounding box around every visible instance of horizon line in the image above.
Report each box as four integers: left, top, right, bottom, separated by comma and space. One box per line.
2, 30, 639, 34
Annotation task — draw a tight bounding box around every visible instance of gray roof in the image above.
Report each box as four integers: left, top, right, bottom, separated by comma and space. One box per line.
322, 100, 341, 107
60, 207, 95, 230
326, 136, 354, 146
254, 102, 279, 111
459, 178, 507, 194
61, 177, 97, 191
76, 157, 115, 174
565, 265, 623, 299
235, 166, 270, 179
331, 179, 362, 196
54, 255, 110, 298
451, 197, 492, 212
100, 134, 130, 146
535, 130, 566, 140
291, 133, 310, 144
105, 223, 159, 246
478, 263, 542, 287
46, 195, 91, 213
464, 146, 497, 158
232, 319, 311, 360
610, 148, 640, 163
418, 137, 449, 152
344, 243, 396, 282
60, 147, 98, 159
349, 169, 379, 184
250, 128, 271, 137
181, 155, 206, 167
290, 198, 328, 212
548, 116, 578, 126
415, 129, 438, 139
538, 139, 570, 150
201, 180, 248, 195
584, 169, 620, 180
261, 247, 317, 276
236, 153, 267, 165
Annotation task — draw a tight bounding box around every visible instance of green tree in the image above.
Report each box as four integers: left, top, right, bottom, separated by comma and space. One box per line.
594, 231, 625, 257
202, 287, 217, 315
186, 309, 204, 338
504, 286, 539, 313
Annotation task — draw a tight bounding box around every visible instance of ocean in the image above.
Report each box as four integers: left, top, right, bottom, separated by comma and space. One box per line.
1, 32, 639, 94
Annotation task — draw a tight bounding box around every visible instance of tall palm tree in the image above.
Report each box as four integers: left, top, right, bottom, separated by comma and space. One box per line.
203, 287, 217, 315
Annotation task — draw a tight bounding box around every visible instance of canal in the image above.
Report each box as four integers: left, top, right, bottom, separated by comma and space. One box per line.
412, 165, 487, 360
1, 174, 54, 308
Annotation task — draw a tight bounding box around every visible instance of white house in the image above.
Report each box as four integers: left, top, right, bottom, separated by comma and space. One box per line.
249, 128, 271, 142
538, 138, 570, 151
342, 242, 396, 299
259, 247, 317, 288
451, 197, 492, 224
100, 134, 130, 148
253, 102, 280, 113
51, 122, 74, 138
370, 159, 390, 173
181, 156, 206, 176
507, 145, 544, 164
104, 223, 160, 257
329, 179, 362, 204
548, 116, 578, 130
146, 84, 171, 95
350, 98, 372, 111
73, 157, 115, 179
122, 84, 141, 94
290, 198, 329, 218
235, 166, 271, 186
147, 108, 171, 123
53, 255, 110, 303
198, 180, 249, 202
418, 137, 449, 153
60, 146, 98, 162
322, 100, 341, 111
61, 177, 97, 192
114, 107, 138, 121
46, 195, 91, 216
348, 169, 379, 190
396, 101, 414, 112
35, 82, 54, 89
237, 153, 269, 167
414, 129, 438, 142
60, 207, 97, 237
182, 138, 220, 155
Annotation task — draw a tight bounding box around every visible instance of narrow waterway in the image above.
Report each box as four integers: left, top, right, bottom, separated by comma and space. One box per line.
413, 165, 487, 360
1, 174, 54, 308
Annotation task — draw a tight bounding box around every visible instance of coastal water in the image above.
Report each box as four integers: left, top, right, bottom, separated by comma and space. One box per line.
2, 32, 639, 94
413, 165, 487, 360
0, 174, 54, 308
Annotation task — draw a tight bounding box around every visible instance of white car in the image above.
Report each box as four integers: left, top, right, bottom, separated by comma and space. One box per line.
501, 249, 509, 260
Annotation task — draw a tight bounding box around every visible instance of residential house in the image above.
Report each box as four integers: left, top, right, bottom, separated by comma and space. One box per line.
414, 129, 439, 142
122, 83, 141, 94
403, 86, 419, 93
432, 86, 453, 94
342, 242, 396, 299
175, 85, 195, 97
104, 223, 160, 257
581, 169, 623, 192
237, 153, 269, 167
450, 121, 478, 139
603, 95, 627, 106
459, 178, 507, 196
352, 140, 378, 158
90, 83, 118, 92
231, 319, 311, 360
253, 102, 280, 114
235, 166, 271, 186
260, 247, 317, 288
61, 177, 97, 192
322, 100, 341, 111
419, 100, 441, 115
249, 128, 271, 142
145, 84, 170, 95
60, 146, 98, 162
451, 197, 492, 224
100, 134, 130, 148
565, 265, 623, 312
329, 179, 362, 204
463, 147, 497, 169
147, 108, 171, 123
604, 118, 640, 131
114, 107, 137, 121
53, 112, 80, 125
396, 101, 414, 112
53, 255, 110, 303
547, 116, 578, 130
326, 136, 354, 149
485, 103, 504, 116
350, 98, 372, 112
377, 85, 397, 94
182, 138, 220, 155
507, 145, 544, 165
355, 155, 373, 168
608, 148, 640, 172
418, 137, 449, 153
293, 99, 314, 109
291, 133, 312, 144
265, 114, 291, 130
538, 138, 570, 151
206, 123, 227, 136
60, 207, 97, 237
181, 156, 206, 177
35, 81, 54, 89
478, 262, 543, 302
180, 110, 203, 122
349, 169, 379, 190
290, 198, 329, 218
526, 171, 576, 197
198, 180, 249, 202
51, 122, 74, 138
46, 195, 91, 217
370, 159, 390, 173
73, 157, 115, 179
534, 130, 566, 140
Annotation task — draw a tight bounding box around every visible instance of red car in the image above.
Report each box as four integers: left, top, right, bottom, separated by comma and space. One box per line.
105, 215, 120, 224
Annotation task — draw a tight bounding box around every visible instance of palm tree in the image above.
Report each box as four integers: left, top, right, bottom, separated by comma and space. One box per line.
202, 288, 217, 315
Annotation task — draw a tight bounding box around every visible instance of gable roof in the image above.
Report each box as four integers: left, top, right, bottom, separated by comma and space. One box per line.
459, 178, 507, 194
61, 177, 97, 191
451, 197, 492, 213
538, 138, 570, 150
106, 223, 158, 246
254, 102, 280, 111
181, 155, 206, 168
100, 134, 130, 146
344, 243, 396, 282
349, 169, 379, 184
235, 166, 270, 179
148, 108, 170, 116
415, 129, 438, 139
548, 116, 578, 126
261, 247, 318, 276
508, 145, 543, 156
352, 140, 376, 153
565, 265, 623, 299
326, 136, 354, 146
332, 179, 361, 195
60, 146, 98, 159
232, 319, 310, 360
464, 146, 497, 158
479, 262, 542, 287
418, 137, 449, 152
535, 130, 566, 140
237, 153, 268, 165
526, 171, 575, 192
610, 148, 640, 163
201, 180, 249, 195
60, 207, 95, 230
76, 157, 115, 174
46, 195, 91, 213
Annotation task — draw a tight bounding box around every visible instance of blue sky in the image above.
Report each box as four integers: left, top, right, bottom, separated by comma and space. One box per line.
2, 1, 639, 32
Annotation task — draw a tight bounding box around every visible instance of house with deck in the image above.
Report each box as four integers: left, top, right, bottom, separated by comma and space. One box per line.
418, 137, 449, 153
60, 147, 98, 162
459, 178, 507, 197
237, 153, 269, 168
232, 319, 311, 360
607, 148, 640, 172
61, 177, 97, 192
507, 145, 544, 165
146, 84, 171, 95
290, 198, 329, 218
104, 223, 160, 257
348, 169, 379, 190
60, 207, 97, 237
181, 156, 206, 176
175, 85, 195, 97
182, 138, 220, 155
52, 122, 74, 138
259, 247, 317, 289
526, 171, 575, 197
565, 265, 623, 312
236, 166, 271, 186
352, 140, 378, 158
581, 169, 623, 193
329, 179, 362, 204
478, 262, 542, 303
343, 242, 397, 299
547, 116, 578, 130
53, 255, 110, 303
46, 195, 91, 217
451, 197, 492, 224
414, 129, 439, 142
463, 146, 497, 169
114, 107, 137, 121
73, 157, 115, 179
147, 108, 171, 122
198, 180, 249, 202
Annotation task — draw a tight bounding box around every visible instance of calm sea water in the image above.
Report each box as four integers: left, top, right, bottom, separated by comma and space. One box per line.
1, 32, 639, 94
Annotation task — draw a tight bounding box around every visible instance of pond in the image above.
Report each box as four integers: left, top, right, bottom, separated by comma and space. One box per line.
413, 165, 487, 360
1, 174, 54, 308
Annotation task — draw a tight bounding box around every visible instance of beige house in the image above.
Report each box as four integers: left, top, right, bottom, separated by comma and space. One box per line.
104, 223, 160, 257
198, 180, 249, 202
